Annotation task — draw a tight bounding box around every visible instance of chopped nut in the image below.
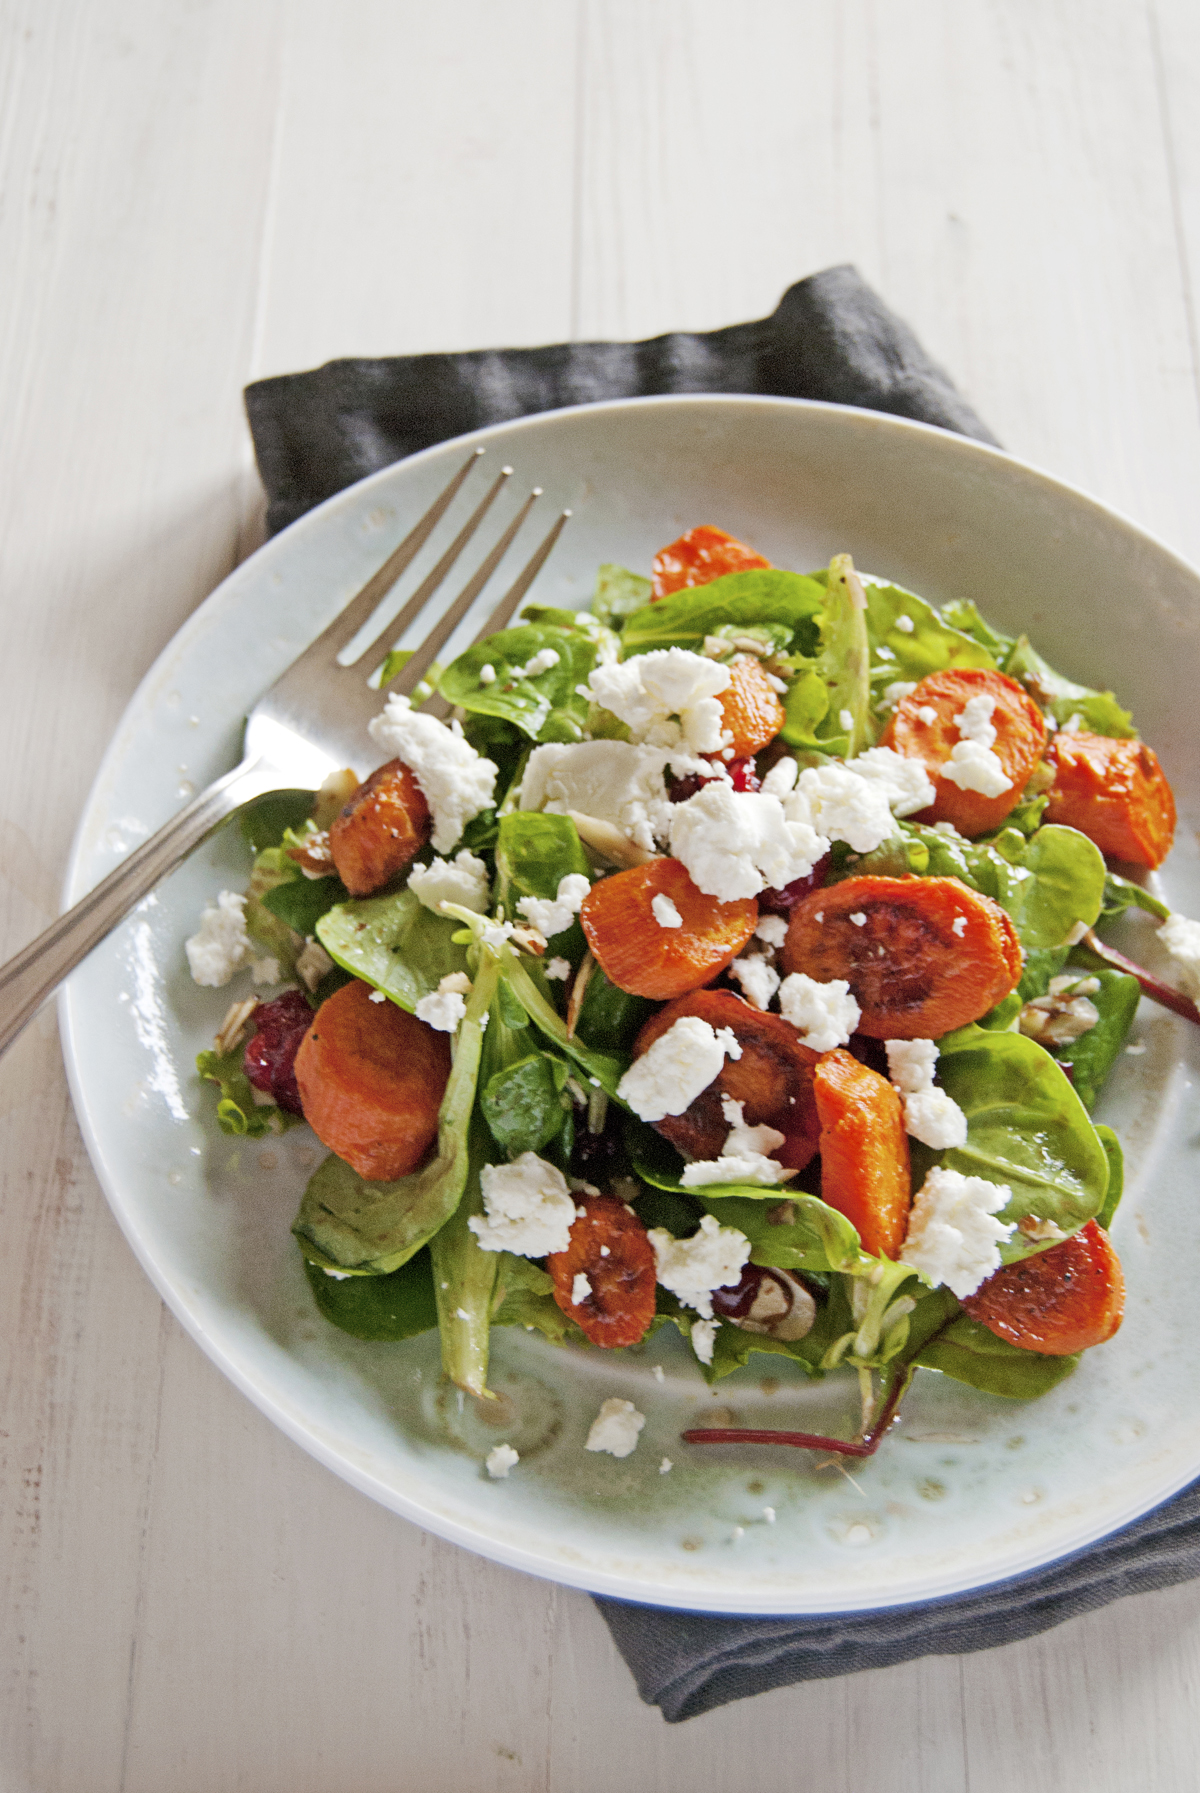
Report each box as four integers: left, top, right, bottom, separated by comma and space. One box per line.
509, 924, 547, 956
567, 810, 659, 869
214, 996, 259, 1058
295, 938, 334, 991
1019, 1215, 1068, 1242
312, 767, 362, 831
1018, 981, 1101, 1047
286, 830, 335, 878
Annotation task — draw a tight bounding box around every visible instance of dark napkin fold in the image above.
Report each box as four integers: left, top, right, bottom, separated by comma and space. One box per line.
244, 266, 1198, 1720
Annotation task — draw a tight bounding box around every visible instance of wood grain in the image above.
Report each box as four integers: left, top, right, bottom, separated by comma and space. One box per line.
3, 1, 1200, 1787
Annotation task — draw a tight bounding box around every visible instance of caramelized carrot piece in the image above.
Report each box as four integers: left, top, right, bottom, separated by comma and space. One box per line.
328, 759, 431, 896
580, 859, 757, 1000
293, 979, 450, 1181
962, 1219, 1124, 1355
813, 1049, 911, 1259
546, 1193, 657, 1347
1043, 731, 1176, 868
880, 667, 1046, 836
651, 525, 770, 600
718, 655, 786, 758
782, 875, 1022, 1039
633, 988, 821, 1166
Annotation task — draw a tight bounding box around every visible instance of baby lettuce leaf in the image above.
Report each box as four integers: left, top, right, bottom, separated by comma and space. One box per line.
303, 1247, 437, 1341
813, 555, 873, 758
1051, 967, 1141, 1111
262, 872, 347, 938
863, 576, 995, 685
1094, 1125, 1124, 1231
914, 1313, 1080, 1397
429, 1113, 502, 1396
239, 790, 315, 854
592, 564, 653, 627
1099, 872, 1170, 923
244, 848, 304, 976
437, 622, 601, 743
316, 888, 469, 1012
619, 569, 824, 658
938, 598, 1015, 660
493, 810, 590, 957
932, 1023, 1111, 1253
502, 954, 628, 1098
701, 1280, 853, 1384
693, 1189, 869, 1275
480, 1050, 572, 1156
196, 1043, 296, 1139
292, 956, 499, 1273
574, 965, 655, 1057
1002, 636, 1136, 738
491, 1253, 575, 1343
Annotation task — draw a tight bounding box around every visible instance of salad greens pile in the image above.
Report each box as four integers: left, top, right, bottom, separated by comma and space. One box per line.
197, 551, 1153, 1420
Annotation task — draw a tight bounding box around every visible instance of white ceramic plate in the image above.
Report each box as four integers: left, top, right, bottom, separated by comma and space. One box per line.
60, 396, 1200, 1614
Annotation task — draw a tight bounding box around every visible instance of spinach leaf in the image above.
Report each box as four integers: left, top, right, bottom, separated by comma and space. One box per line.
863, 577, 995, 688
1094, 1125, 1124, 1230
292, 956, 499, 1273
914, 1313, 1080, 1397
693, 1190, 868, 1274
938, 598, 1015, 659
574, 965, 655, 1057
480, 1051, 572, 1156
1018, 946, 1071, 1000
1002, 636, 1136, 738
303, 1247, 437, 1341
1099, 872, 1170, 923
262, 873, 347, 938
196, 1044, 297, 1139
619, 569, 825, 658
316, 888, 469, 1012
244, 848, 304, 977
502, 955, 629, 1098
437, 623, 602, 743
1051, 967, 1140, 1111
702, 1280, 851, 1384
429, 1113, 503, 1396
933, 1023, 1111, 1253
592, 564, 653, 628
239, 791, 314, 854
494, 812, 590, 945
491, 1253, 574, 1343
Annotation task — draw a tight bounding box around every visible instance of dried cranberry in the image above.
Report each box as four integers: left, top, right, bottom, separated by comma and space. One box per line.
243, 988, 313, 1115
758, 854, 832, 914
667, 771, 710, 804
668, 757, 760, 803
726, 757, 760, 792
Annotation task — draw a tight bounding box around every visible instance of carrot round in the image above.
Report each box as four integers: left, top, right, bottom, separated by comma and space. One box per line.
813, 1049, 911, 1259
880, 667, 1046, 836
546, 1193, 657, 1347
580, 859, 757, 1000
1043, 731, 1176, 868
718, 655, 786, 758
329, 758, 431, 897
962, 1219, 1124, 1355
293, 979, 450, 1181
633, 988, 820, 1166
651, 525, 770, 600
781, 875, 1022, 1040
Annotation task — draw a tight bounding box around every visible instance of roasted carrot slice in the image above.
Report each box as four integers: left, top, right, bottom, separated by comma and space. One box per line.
781, 875, 1022, 1040
546, 1193, 658, 1347
580, 859, 757, 1000
328, 758, 431, 897
633, 988, 821, 1165
1043, 731, 1176, 868
293, 979, 450, 1181
813, 1049, 911, 1259
962, 1219, 1124, 1355
651, 525, 770, 600
880, 667, 1046, 836
718, 655, 786, 758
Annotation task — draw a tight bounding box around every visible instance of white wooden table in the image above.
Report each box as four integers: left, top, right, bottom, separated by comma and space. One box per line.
5, 3, 1200, 1786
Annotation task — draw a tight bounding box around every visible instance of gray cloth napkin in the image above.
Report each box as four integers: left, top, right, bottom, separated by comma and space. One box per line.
244, 266, 1196, 1720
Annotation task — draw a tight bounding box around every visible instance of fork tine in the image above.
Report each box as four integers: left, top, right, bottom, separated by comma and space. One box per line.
298, 448, 485, 669
384, 490, 544, 700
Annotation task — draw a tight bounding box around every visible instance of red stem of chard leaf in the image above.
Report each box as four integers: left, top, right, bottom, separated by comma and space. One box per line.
1083, 929, 1200, 1027
681, 1364, 914, 1458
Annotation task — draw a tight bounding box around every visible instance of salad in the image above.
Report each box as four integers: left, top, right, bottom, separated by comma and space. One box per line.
186, 522, 1197, 1466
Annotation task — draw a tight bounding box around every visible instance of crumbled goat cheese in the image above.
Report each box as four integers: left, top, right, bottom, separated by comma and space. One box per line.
468, 1152, 577, 1257
729, 954, 781, 1011
941, 695, 1011, 798
691, 1319, 719, 1364
850, 746, 936, 817
838, 708, 855, 731
486, 1443, 519, 1478
651, 892, 684, 929
754, 913, 789, 949
517, 871, 591, 937
957, 694, 998, 745
408, 848, 491, 915
369, 693, 499, 853
368, 988, 387, 1003
660, 1457, 674, 1474
719, 1092, 786, 1156
479, 663, 497, 685
477, 917, 517, 953
517, 647, 561, 678
778, 973, 861, 1052
571, 1272, 592, 1305
669, 781, 828, 902
585, 1397, 645, 1458
886, 1038, 968, 1148
544, 956, 571, 981
295, 938, 334, 992
651, 1364, 665, 1382
894, 613, 915, 633
885, 1039, 939, 1093
952, 914, 968, 936
648, 1213, 751, 1318
849, 911, 867, 926
414, 974, 471, 1033
794, 763, 896, 853
520, 739, 703, 852
760, 757, 798, 797
1161, 912, 1200, 999
916, 704, 939, 726
586, 647, 731, 754
881, 681, 918, 711
186, 890, 253, 987
616, 1016, 742, 1121
681, 1152, 793, 1187
902, 1167, 1017, 1298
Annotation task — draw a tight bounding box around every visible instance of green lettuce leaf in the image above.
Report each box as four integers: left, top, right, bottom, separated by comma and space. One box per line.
1050, 967, 1141, 1111
239, 790, 315, 854
1002, 636, 1136, 738
437, 622, 604, 743
501, 954, 628, 1099
574, 965, 655, 1057
491, 1253, 574, 1343
1094, 1125, 1124, 1230
196, 1044, 297, 1139
914, 1313, 1080, 1397
863, 576, 995, 689
262, 872, 347, 938
592, 565, 653, 628
480, 1050, 572, 1156
619, 568, 824, 657
429, 1113, 502, 1396
938, 598, 1015, 660
303, 1248, 437, 1341
1099, 872, 1170, 923
316, 888, 469, 1012
494, 811, 591, 957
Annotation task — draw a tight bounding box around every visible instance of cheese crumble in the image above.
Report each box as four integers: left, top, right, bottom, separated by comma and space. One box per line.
469, 1152, 577, 1257
585, 1397, 645, 1458
617, 1015, 742, 1121
902, 1167, 1016, 1298
369, 693, 499, 852
408, 848, 491, 915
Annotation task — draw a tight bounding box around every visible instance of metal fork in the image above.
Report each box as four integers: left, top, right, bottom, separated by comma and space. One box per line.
0, 450, 569, 1057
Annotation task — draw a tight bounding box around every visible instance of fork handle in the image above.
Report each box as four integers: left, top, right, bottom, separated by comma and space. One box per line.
0, 757, 283, 1058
